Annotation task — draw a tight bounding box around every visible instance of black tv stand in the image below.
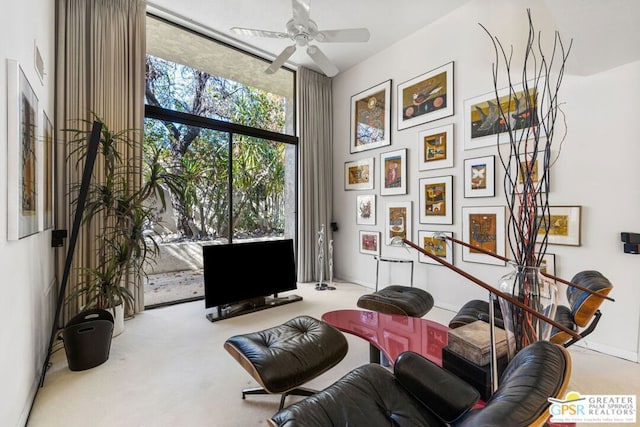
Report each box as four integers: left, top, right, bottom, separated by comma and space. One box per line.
206, 294, 303, 322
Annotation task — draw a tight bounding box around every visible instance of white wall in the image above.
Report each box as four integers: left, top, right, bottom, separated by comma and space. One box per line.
0, 0, 57, 425
331, 0, 640, 362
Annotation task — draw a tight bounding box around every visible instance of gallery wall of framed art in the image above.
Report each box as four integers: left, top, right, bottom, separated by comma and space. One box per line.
342, 55, 580, 276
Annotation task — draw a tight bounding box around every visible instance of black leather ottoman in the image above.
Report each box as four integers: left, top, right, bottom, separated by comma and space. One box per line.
224, 315, 348, 409
357, 285, 434, 317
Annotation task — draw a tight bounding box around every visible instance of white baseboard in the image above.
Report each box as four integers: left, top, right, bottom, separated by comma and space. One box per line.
573, 340, 639, 363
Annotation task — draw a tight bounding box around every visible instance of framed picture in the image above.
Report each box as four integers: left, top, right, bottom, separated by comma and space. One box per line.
539, 253, 556, 277
417, 123, 454, 171
461, 206, 506, 265
463, 80, 541, 150
464, 155, 495, 198
397, 61, 454, 131
380, 148, 407, 195
43, 112, 54, 230
418, 231, 453, 266
359, 230, 381, 256
350, 80, 392, 153
418, 176, 453, 224
345, 157, 374, 190
510, 149, 549, 194
385, 201, 412, 245
356, 194, 376, 225
537, 206, 581, 246
7, 59, 39, 240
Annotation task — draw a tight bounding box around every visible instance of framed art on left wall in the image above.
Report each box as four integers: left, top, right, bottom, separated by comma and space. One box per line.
7, 59, 39, 240
43, 112, 54, 230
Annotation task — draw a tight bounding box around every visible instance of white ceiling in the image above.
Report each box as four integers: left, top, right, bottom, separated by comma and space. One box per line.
147, 0, 640, 77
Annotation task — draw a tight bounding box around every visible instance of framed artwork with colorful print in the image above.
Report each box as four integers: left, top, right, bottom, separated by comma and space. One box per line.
350, 80, 392, 153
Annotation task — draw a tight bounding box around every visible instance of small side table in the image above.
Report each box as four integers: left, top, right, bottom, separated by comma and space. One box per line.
374, 256, 414, 291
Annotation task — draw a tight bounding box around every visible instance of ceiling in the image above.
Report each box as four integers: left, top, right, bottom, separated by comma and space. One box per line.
146, 0, 640, 77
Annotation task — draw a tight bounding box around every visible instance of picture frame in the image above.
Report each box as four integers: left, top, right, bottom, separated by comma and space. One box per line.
510, 149, 549, 194
461, 206, 506, 265
539, 252, 556, 277
463, 80, 542, 150
359, 230, 381, 256
356, 194, 376, 225
463, 155, 495, 198
385, 201, 412, 245
418, 231, 453, 266
345, 157, 374, 190
43, 111, 54, 230
380, 148, 407, 195
417, 123, 454, 171
350, 79, 392, 153
7, 59, 39, 240
418, 176, 453, 224
397, 61, 454, 131
537, 205, 581, 246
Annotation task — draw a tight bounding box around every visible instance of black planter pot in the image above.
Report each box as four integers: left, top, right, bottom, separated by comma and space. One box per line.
62, 308, 114, 371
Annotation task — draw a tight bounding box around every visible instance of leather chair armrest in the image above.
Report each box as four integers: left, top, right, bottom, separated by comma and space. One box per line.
394, 351, 480, 423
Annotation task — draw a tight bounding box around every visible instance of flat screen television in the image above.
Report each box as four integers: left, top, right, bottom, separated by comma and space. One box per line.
203, 239, 300, 320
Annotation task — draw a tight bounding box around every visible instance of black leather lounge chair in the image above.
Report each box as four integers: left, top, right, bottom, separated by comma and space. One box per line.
268, 340, 571, 427
448, 270, 613, 348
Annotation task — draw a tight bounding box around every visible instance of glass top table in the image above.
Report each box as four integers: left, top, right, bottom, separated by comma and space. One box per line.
321, 309, 448, 366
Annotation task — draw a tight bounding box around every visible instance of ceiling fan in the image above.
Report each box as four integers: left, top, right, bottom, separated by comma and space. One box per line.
230, 0, 370, 77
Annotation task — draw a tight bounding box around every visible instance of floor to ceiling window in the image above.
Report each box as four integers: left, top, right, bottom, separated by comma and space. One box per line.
143, 14, 297, 307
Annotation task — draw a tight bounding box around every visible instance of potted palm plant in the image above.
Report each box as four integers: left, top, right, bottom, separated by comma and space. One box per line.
64, 114, 169, 336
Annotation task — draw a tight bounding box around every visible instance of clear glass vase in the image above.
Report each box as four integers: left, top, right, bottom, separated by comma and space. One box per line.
498, 262, 558, 360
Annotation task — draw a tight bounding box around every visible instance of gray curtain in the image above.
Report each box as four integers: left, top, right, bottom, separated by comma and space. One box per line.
297, 67, 333, 282
55, 0, 146, 321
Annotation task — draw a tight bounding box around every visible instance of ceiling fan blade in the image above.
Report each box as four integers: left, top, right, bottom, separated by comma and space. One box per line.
230, 27, 289, 39
292, 0, 310, 28
265, 45, 297, 74
316, 28, 370, 43
307, 45, 339, 77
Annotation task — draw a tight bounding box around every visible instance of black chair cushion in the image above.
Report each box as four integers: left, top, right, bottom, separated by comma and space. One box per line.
394, 351, 480, 423
456, 341, 568, 426
567, 270, 613, 327
357, 285, 434, 317
224, 315, 348, 393
550, 304, 577, 344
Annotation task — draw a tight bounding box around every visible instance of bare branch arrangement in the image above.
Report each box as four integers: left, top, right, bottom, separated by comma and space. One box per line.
479, 9, 573, 353
480, 9, 573, 266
